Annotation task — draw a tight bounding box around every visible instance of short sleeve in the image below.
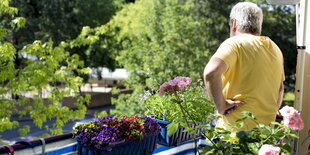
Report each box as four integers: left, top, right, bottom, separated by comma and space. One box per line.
281, 70, 285, 82
281, 59, 285, 82
212, 40, 238, 69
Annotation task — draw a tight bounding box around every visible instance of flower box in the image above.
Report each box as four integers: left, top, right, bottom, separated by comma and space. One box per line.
157, 119, 194, 147
73, 115, 161, 154
76, 134, 157, 155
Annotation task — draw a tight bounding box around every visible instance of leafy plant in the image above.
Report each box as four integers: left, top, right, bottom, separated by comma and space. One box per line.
143, 78, 215, 124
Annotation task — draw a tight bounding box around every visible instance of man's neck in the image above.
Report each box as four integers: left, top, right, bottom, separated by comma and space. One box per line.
231, 31, 259, 37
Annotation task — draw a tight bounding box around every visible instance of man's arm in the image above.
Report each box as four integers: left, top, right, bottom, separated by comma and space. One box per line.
204, 57, 244, 115
277, 83, 284, 108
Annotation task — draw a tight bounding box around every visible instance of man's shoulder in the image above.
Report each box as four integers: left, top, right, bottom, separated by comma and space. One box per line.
220, 35, 250, 49
221, 35, 250, 49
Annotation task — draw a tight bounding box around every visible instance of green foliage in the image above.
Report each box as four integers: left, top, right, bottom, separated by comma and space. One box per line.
0, 0, 18, 15
110, 89, 147, 115
0, 2, 89, 136
110, 0, 229, 86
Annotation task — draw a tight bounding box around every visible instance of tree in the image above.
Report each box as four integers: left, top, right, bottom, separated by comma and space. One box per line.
0, 0, 89, 137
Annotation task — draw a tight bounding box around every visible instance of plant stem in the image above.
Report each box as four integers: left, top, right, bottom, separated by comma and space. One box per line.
177, 102, 199, 154
178, 103, 217, 148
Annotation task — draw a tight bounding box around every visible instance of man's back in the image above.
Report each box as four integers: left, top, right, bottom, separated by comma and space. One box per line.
213, 34, 285, 131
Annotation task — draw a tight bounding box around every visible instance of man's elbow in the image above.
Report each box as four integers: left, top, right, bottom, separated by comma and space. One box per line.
204, 70, 218, 82
203, 57, 226, 82
279, 83, 284, 92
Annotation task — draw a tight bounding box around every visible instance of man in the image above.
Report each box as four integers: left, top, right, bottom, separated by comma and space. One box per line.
203, 2, 285, 132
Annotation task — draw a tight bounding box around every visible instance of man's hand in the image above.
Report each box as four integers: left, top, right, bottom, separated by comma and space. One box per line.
218, 99, 245, 115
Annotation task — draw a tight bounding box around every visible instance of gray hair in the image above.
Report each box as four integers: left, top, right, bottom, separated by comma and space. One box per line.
230, 2, 263, 35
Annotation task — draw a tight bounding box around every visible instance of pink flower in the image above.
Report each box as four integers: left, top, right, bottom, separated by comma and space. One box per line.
159, 82, 169, 96
279, 106, 304, 130
174, 77, 191, 90
159, 77, 191, 96
279, 106, 297, 118
258, 144, 281, 155
282, 112, 304, 130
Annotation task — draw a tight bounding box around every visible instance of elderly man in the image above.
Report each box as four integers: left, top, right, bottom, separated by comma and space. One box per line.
204, 2, 285, 132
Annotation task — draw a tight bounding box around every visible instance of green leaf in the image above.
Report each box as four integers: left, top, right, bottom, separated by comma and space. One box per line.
167, 123, 179, 136
281, 144, 291, 153
182, 127, 194, 133
202, 146, 215, 154
274, 130, 285, 139
234, 122, 244, 129
205, 132, 215, 139
247, 143, 260, 154
11, 17, 26, 28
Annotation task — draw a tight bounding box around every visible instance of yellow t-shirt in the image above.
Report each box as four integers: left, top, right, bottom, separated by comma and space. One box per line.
212, 34, 285, 132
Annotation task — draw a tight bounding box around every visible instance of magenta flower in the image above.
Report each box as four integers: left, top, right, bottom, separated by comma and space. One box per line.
159, 76, 191, 96
258, 144, 281, 155
279, 106, 304, 131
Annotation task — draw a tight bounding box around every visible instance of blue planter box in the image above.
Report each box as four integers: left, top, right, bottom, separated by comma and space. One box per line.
76, 134, 157, 155
156, 119, 194, 147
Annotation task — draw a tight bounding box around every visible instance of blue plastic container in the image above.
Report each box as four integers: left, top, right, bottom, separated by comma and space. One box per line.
76, 134, 157, 155
156, 119, 194, 147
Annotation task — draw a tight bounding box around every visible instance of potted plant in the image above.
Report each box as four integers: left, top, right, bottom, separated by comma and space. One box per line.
142, 77, 215, 146
73, 115, 161, 155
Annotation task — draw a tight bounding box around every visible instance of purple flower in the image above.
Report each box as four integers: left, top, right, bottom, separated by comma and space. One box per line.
140, 116, 161, 135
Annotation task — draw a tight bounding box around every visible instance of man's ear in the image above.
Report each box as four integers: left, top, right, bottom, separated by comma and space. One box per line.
231, 19, 237, 32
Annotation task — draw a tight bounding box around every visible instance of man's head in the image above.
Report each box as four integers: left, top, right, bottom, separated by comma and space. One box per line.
229, 2, 263, 37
